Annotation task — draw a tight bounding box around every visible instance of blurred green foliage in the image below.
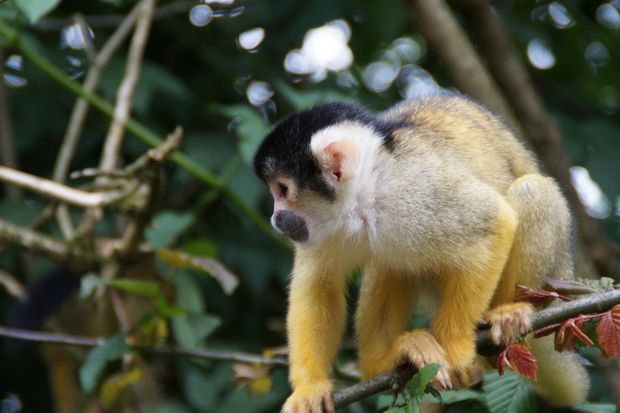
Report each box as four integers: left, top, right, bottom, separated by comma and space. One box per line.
0, 0, 619, 412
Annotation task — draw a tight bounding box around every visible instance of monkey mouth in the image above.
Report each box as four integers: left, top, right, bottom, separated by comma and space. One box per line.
284, 224, 309, 242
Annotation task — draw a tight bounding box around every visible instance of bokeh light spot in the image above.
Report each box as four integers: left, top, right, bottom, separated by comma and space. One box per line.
527, 38, 556, 70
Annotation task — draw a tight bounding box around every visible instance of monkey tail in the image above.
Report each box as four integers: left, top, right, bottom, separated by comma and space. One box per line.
528, 334, 589, 406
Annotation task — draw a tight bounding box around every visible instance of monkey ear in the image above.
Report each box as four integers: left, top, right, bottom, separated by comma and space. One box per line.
315, 139, 360, 184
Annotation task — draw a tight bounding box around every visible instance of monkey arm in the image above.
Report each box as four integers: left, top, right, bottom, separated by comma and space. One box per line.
283, 250, 349, 412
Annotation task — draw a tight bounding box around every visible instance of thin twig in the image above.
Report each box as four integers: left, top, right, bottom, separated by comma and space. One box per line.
0, 46, 21, 200
0, 267, 27, 301
53, 2, 143, 185
0, 165, 133, 208
119, 127, 184, 256
35, 1, 196, 31
0, 218, 97, 271
79, 0, 156, 237
73, 14, 96, 61
52, 2, 144, 239
100, 0, 156, 172
0, 325, 289, 367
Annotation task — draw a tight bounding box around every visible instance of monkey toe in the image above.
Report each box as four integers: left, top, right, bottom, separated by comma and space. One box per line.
449, 363, 483, 389
485, 302, 533, 346
394, 330, 452, 390
282, 381, 334, 413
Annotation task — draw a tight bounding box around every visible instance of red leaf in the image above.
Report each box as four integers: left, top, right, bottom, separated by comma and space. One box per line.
497, 347, 509, 376
496, 344, 537, 382
597, 305, 620, 358
515, 285, 571, 308
554, 315, 595, 352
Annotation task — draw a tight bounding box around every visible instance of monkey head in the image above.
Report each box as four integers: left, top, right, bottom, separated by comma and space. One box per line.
253, 103, 396, 245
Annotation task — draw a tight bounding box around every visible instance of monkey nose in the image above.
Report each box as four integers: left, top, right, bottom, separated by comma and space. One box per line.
274, 211, 309, 242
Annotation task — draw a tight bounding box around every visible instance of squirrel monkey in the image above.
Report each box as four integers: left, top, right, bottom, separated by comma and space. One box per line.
253, 96, 589, 413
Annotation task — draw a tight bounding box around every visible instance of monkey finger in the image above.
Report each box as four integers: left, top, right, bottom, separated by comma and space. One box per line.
321, 395, 335, 413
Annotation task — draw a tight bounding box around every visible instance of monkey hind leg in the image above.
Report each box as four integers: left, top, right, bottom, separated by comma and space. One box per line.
493, 174, 573, 306
486, 174, 571, 344
488, 174, 588, 405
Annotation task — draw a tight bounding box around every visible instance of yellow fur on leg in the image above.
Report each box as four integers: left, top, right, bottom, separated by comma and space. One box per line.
433, 199, 517, 387
356, 268, 418, 379
284, 250, 348, 413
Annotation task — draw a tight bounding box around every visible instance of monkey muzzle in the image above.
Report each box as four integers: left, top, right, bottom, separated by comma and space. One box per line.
273, 210, 309, 242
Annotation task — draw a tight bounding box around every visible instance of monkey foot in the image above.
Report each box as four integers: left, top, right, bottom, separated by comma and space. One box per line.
394, 330, 452, 390
282, 380, 334, 413
484, 302, 534, 346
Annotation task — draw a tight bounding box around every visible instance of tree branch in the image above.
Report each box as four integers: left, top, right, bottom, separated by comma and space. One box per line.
0, 218, 97, 271
0, 325, 289, 367
0, 46, 21, 200
333, 289, 620, 409
52, 2, 145, 239
0, 165, 133, 208
99, 0, 155, 172
1, 289, 618, 408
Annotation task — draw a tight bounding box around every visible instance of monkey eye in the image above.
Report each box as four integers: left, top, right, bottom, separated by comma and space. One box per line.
277, 183, 288, 198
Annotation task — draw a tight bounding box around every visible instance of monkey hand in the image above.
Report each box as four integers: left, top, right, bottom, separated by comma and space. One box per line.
393, 330, 452, 390
282, 380, 334, 413
484, 302, 534, 346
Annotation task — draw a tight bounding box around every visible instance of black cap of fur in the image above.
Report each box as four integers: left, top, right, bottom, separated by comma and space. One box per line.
253, 102, 395, 200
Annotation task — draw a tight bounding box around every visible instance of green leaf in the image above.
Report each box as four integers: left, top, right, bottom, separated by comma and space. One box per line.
80, 335, 129, 394
483, 372, 538, 413
106, 278, 160, 298
173, 271, 204, 313
157, 249, 239, 295
172, 313, 221, 348
15, 0, 61, 23
422, 389, 482, 404
575, 403, 617, 412
407, 363, 441, 398
145, 210, 194, 248
153, 296, 186, 318
211, 104, 270, 164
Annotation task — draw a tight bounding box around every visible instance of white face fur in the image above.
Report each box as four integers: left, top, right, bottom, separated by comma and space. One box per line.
270, 121, 386, 248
